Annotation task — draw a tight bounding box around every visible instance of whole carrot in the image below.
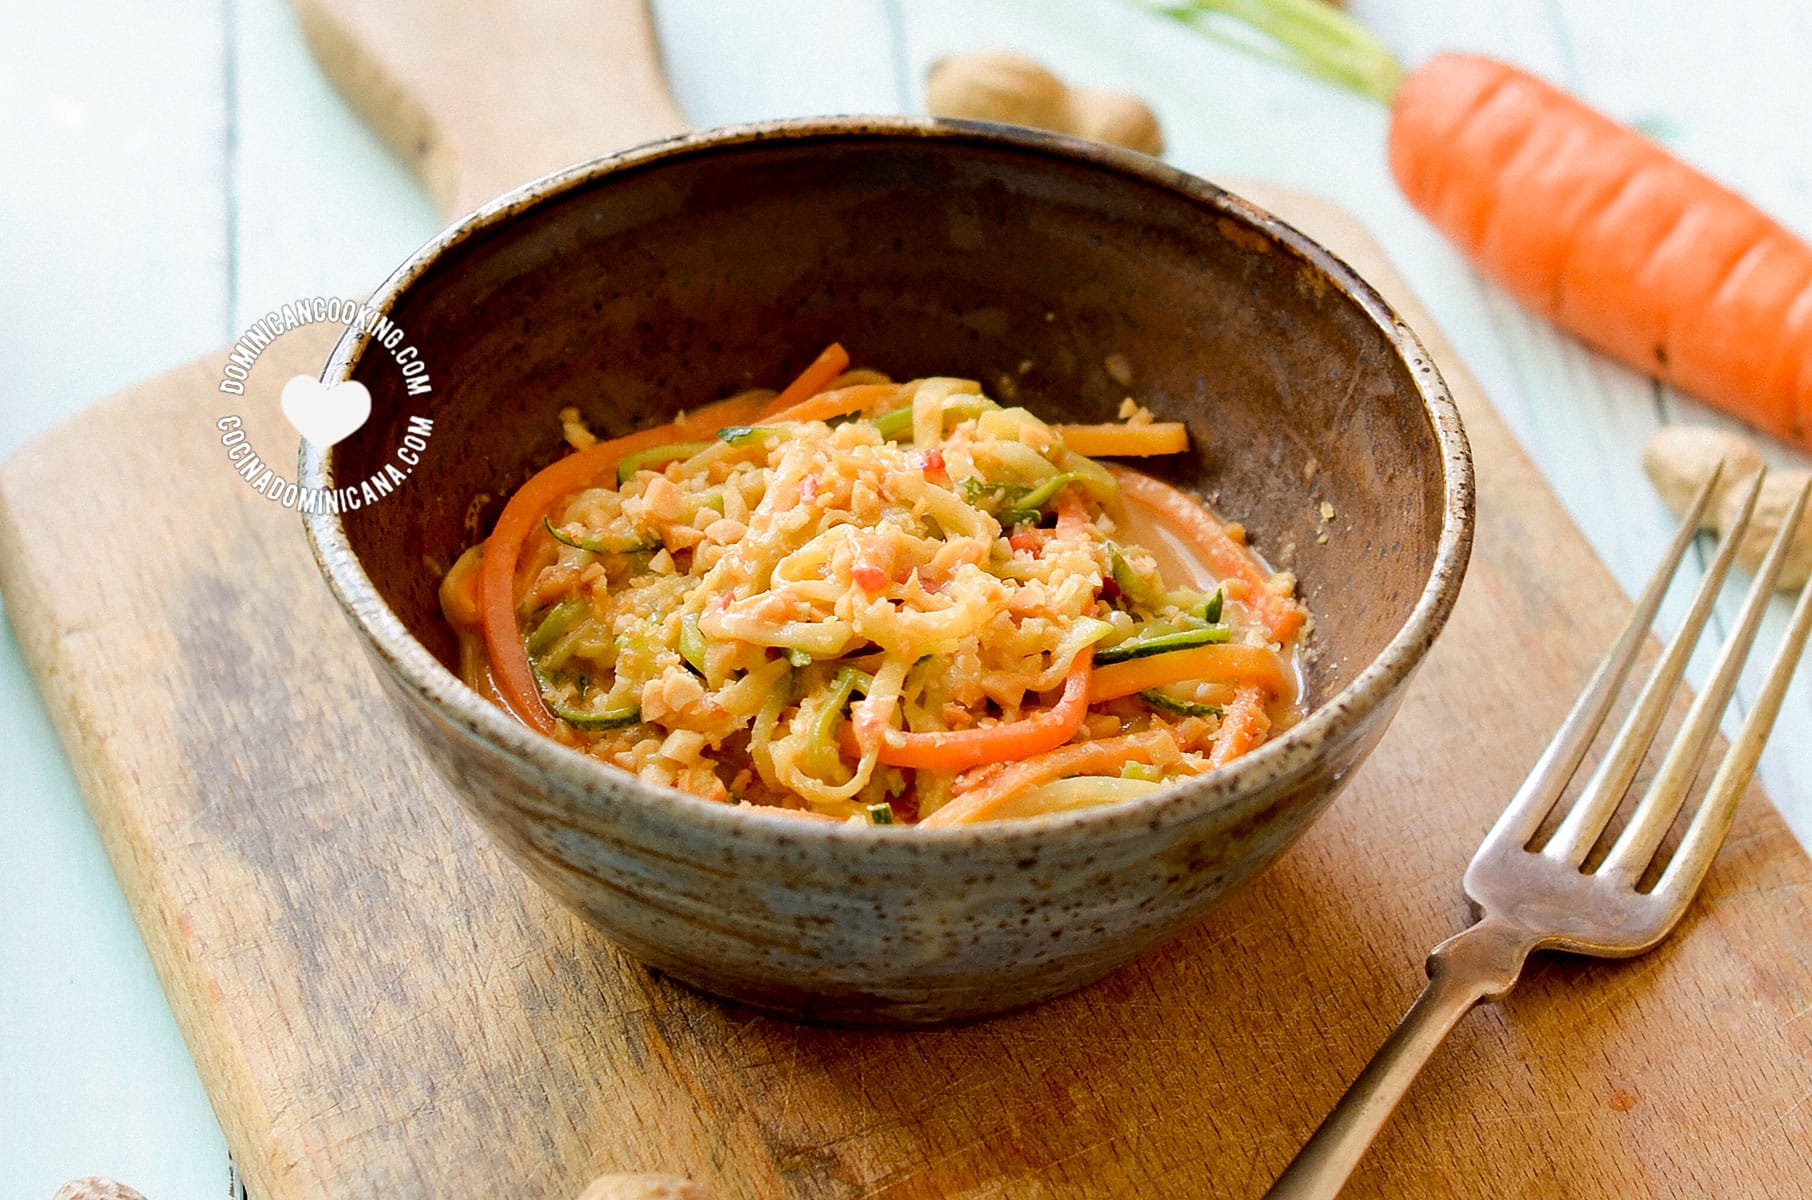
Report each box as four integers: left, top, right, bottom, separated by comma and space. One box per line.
1150, 2, 1812, 445
1391, 53, 1812, 442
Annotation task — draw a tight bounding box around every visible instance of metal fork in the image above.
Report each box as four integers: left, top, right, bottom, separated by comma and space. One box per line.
1263, 466, 1812, 1199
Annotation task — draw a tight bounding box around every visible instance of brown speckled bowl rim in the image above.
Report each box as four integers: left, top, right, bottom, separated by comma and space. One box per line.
301, 115, 1474, 846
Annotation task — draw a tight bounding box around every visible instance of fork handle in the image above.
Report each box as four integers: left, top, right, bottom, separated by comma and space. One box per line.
1261, 918, 1537, 1199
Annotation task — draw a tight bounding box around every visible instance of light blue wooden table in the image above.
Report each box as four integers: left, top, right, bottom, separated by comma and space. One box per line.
4, 2, 1808, 1196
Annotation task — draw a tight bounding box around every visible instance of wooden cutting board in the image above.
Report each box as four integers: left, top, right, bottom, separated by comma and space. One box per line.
5, 3, 1811, 1197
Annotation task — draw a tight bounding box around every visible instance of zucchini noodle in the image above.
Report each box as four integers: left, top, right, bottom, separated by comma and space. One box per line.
441, 351, 1308, 824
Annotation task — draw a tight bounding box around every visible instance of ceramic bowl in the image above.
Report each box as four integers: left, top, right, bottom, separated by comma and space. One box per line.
302, 117, 1473, 1025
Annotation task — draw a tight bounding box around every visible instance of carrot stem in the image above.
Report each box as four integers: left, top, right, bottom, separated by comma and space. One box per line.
1143, 0, 1404, 103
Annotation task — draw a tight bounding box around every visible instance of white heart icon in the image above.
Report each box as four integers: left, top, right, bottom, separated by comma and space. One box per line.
280, 375, 372, 446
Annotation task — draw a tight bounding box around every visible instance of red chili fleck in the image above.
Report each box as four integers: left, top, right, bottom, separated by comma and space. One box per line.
1009, 530, 1043, 556
851, 564, 888, 592
919, 448, 948, 482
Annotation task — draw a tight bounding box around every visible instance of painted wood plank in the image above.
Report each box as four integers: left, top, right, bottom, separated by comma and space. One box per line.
0, 0, 232, 449
0, 4, 238, 1199
229, 0, 441, 329
654, 0, 903, 124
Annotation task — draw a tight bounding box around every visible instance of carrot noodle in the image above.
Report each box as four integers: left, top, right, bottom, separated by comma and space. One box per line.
480, 422, 690, 733
872, 654, 1091, 772
477, 394, 782, 732
1088, 643, 1293, 704
444, 351, 1307, 822
762, 342, 851, 416
1055, 422, 1190, 457
921, 729, 1182, 826
1109, 465, 1306, 641
1210, 685, 1272, 768
768, 382, 901, 424
1054, 484, 1091, 540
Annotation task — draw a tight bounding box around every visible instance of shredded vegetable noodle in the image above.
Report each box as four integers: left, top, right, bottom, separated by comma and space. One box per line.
440, 345, 1308, 824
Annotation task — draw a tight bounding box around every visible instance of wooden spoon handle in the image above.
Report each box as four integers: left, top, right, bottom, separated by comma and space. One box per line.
292, 0, 689, 220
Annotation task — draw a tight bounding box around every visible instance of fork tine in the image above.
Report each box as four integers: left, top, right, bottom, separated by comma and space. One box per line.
1539, 470, 1766, 866
1600, 476, 1812, 882
1480, 466, 1725, 855
1652, 556, 1812, 917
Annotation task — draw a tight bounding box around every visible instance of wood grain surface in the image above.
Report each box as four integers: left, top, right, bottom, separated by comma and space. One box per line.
293, 0, 685, 219
1, 188, 1809, 1199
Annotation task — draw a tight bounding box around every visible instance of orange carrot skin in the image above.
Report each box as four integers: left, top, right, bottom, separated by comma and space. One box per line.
1390, 53, 1812, 443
